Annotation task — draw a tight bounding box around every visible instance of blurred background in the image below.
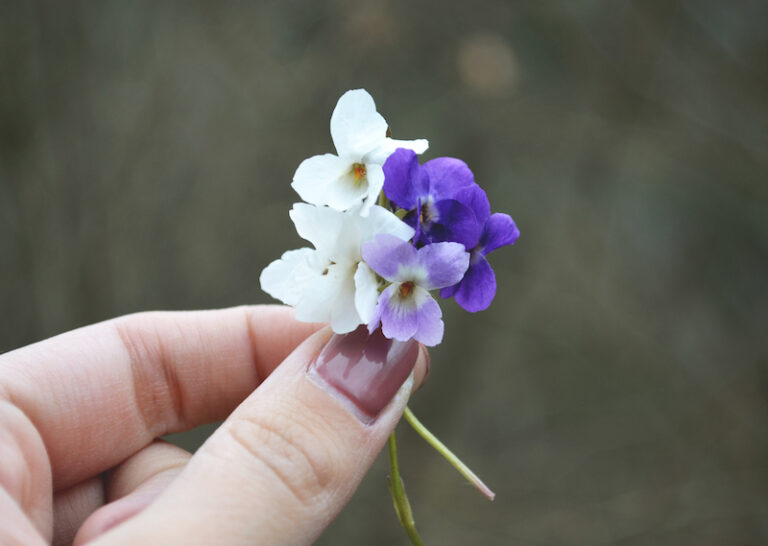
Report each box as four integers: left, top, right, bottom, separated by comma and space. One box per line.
2, 1, 768, 544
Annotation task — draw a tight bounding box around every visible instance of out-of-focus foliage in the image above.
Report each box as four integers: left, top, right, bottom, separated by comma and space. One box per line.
2, 1, 767, 544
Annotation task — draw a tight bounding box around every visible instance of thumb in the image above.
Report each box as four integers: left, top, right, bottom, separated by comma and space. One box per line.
92, 326, 428, 545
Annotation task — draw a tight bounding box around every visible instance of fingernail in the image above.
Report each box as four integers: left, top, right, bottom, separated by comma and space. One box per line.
308, 325, 419, 424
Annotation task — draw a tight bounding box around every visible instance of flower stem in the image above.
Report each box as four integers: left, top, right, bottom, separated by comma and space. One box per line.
387, 432, 424, 546
403, 406, 496, 501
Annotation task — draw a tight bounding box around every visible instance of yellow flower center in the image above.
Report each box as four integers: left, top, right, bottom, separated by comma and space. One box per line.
352, 163, 367, 185
399, 281, 415, 298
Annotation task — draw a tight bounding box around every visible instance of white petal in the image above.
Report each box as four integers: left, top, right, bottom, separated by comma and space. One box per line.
330, 269, 363, 334
358, 163, 385, 217
363, 137, 430, 165
354, 262, 379, 324
294, 263, 342, 324
289, 203, 344, 253
291, 154, 350, 207
289, 204, 413, 281
330, 205, 413, 264
259, 248, 320, 306
324, 169, 370, 211
330, 89, 388, 161
359, 205, 415, 244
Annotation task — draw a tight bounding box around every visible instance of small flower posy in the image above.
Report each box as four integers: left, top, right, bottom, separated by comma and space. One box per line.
260, 89, 519, 544
261, 89, 519, 346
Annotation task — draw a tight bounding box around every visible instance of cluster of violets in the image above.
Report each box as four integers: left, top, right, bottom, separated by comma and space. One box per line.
260, 89, 519, 346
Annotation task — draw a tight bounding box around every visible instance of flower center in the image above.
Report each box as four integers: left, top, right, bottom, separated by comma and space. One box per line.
352, 163, 367, 186
470, 246, 485, 265
399, 281, 415, 298
418, 199, 438, 227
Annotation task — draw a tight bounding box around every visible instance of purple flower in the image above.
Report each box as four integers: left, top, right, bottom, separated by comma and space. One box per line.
383, 149, 486, 248
440, 213, 520, 312
383, 148, 520, 313
361, 234, 469, 346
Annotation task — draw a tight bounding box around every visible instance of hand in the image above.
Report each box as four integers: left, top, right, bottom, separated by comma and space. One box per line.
0, 305, 428, 545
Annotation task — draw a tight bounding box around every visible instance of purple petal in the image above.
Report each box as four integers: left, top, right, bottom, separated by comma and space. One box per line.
452, 184, 490, 225
414, 293, 444, 346
439, 282, 460, 299
417, 242, 470, 290
425, 199, 482, 248
361, 233, 417, 281
408, 196, 423, 242
481, 213, 520, 255
380, 285, 419, 341
383, 148, 428, 210
423, 157, 476, 199
453, 257, 497, 312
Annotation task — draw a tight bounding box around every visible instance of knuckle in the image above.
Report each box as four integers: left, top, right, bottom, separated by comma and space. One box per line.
224, 406, 340, 508
112, 313, 187, 435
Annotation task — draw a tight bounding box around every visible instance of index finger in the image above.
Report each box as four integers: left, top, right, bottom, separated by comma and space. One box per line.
0, 305, 321, 490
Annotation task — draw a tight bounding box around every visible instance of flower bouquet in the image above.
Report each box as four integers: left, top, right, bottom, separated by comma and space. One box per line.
261, 89, 519, 544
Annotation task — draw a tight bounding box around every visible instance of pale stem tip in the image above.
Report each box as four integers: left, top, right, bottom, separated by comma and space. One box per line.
403, 406, 495, 502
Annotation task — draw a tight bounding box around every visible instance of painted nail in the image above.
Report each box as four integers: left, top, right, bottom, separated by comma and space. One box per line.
309, 326, 419, 424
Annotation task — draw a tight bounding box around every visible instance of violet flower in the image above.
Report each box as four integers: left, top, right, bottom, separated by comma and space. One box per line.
382, 148, 484, 248
441, 212, 520, 312
383, 148, 520, 313
361, 234, 469, 346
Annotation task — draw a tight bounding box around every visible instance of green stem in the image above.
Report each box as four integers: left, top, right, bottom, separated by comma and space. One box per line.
387, 432, 424, 546
403, 407, 495, 501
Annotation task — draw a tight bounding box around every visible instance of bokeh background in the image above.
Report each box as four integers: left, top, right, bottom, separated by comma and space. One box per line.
2, 1, 768, 544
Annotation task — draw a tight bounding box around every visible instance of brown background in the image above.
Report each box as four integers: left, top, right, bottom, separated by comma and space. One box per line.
2, 1, 767, 544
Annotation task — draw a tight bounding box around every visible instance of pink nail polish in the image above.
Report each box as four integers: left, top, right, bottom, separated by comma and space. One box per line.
309, 326, 418, 424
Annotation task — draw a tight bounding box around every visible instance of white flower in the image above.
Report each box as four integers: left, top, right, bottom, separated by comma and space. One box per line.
291, 89, 429, 216
259, 203, 415, 333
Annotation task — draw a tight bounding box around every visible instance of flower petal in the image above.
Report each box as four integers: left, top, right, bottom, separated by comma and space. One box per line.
292, 204, 412, 268
382, 148, 428, 210
453, 257, 497, 312
401, 197, 421, 242
423, 157, 476, 199
323, 169, 371, 212
380, 284, 419, 341
439, 281, 459, 299
366, 294, 384, 334
364, 137, 429, 165
330, 266, 362, 333
291, 154, 351, 207
359, 163, 385, 216
452, 184, 491, 225
481, 213, 520, 255
330, 89, 388, 161
361, 233, 418, 281
417, 242, 470, 290
259, 248, 320, 306
354, 262, 379, 324
289, 203, 344, 253
293, 263, 343, 323
425, 198, 482, 248
362, 204, 415, 241
414, 291, 444, 346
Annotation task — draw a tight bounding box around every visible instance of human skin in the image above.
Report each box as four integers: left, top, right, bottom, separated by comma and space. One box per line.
0, 305, 428, 545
